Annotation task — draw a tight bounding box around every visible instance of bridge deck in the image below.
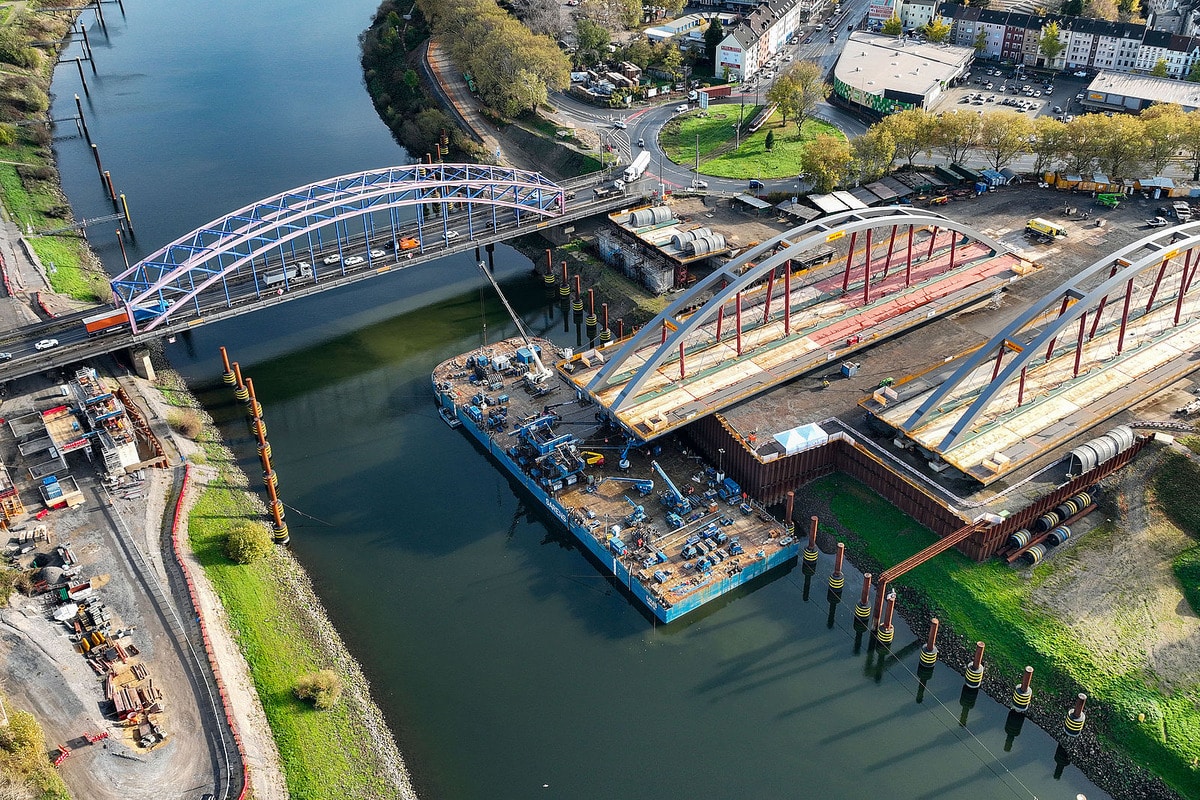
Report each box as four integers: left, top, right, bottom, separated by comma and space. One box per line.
869, 293, 1200, 484
563, 238, 1029, 442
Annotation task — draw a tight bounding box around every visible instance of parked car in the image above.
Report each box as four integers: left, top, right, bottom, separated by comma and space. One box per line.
35, 339, 59, 351
1072, 70, 1088, 77
1146, 216, 1170, 228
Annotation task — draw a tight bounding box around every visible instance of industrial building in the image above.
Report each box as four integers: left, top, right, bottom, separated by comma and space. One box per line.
597, 205, 730, 293
1082, 69, 1200, 112
832, 32, 975, 114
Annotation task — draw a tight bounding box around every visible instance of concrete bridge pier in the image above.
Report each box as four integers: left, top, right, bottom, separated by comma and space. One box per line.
130, 347, 155, 381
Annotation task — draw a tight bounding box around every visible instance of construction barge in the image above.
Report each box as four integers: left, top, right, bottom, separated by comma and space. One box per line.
433, 335, 799, 623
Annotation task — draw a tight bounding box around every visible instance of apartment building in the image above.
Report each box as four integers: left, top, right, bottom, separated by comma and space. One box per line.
717, 0, 805, 80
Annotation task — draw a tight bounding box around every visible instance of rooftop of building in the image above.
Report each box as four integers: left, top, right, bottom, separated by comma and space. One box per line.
833, 32, 975, 99
1087, 69, 1200, 107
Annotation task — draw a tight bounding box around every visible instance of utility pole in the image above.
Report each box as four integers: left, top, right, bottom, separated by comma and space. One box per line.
736, 100, 744, 149
695, 131, 700, 172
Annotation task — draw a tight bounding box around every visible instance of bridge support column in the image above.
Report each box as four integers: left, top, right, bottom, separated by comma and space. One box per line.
130, 348, 155, 381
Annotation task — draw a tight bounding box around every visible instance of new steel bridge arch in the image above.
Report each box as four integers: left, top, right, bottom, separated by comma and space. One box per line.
586, 207, 1007, 411
902, 222, 1200, 452
110, 163, 565, 332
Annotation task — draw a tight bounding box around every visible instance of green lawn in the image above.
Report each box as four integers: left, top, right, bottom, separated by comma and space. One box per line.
175, 375, 403, 800
660, 105, 846, 180
813, 472, 1200, 799
701, 111, 844, 180
0, 145, 106, 301
659, 104, 762, 165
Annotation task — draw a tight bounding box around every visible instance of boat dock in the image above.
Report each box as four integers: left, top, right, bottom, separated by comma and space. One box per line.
434, 336, 798, 622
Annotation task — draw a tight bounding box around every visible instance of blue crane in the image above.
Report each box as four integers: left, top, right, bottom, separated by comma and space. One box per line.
651, 460, 688, 512
603, 476, 654, 496
623, 495, 646, 525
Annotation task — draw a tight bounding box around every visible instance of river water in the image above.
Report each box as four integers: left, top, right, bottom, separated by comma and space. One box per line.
49, 2, 1109, 798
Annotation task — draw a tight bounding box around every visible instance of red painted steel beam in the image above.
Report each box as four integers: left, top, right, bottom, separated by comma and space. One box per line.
763, 268, 775, 325
1044, 296, 1072, 362
784, 263, 791, 335
1073, 311, 1087, 377
736, 291, 743, 356
877, 519, 987, 584
1118, 277, 1134, 354
1175, 249, 1193, 326
881, 224, 898, 279
1145, 257, 1170, 313
905, 225, 915, 287
842, 231, 858, 293
863, 228, 874, 306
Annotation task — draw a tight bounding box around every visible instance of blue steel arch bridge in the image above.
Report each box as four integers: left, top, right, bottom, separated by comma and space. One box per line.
0, 163, 626, 381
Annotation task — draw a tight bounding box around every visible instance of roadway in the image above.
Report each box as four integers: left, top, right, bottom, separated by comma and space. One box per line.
0, 182, 636, 383
549, 0, 872, 199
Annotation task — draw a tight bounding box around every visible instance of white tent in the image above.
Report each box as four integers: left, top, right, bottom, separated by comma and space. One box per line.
773, 423, 829, 456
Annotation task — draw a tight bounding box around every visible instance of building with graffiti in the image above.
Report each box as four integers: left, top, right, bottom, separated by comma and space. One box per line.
832, 31, 974, 116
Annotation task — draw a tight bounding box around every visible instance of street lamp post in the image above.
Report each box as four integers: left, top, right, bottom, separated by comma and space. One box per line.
718, 448, 725, 477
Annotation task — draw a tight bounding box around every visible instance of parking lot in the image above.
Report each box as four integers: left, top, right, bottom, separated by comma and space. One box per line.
934, 66, 1095, 120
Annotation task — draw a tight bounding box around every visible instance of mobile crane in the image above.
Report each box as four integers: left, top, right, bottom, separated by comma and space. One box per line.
651, 460, 689, 513
603, 476, 654, 496
476, 260, 553, 388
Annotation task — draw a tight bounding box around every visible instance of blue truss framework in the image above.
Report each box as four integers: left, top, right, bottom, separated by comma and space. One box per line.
110, 163, 565, 332
585, 207, 1005, 411
902, 222, 1200, 452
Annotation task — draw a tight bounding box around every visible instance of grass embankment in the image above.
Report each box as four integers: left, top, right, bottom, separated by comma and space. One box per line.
0, 694, 71, 799
0, 6, 107, 301
1157, 451, 1200, 618
157, 373, 406, 800
811, 470, 1200, 799
660, 106, 844, 180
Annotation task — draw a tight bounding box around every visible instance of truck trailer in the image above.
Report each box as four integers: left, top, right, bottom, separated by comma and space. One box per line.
624, 150, 651, 183
263, 261, 313, 289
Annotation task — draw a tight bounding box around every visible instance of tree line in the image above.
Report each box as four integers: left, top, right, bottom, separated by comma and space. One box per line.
418, 0, 570, 118
798, 104, 1200, 193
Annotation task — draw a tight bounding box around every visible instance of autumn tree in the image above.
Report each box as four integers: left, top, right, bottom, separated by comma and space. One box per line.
1187, 61, 1200, 82
1140, 103, 1187, 174
851, 126, 897, 183
769, 61, 830, 130
1094, 113, 1144, 178
882, 15, 903, 36
1060, 113, 1108, 173
1150, 58, 1169, 77
880, 107, 936, 167
1030, 116, 1069, 175
924, 19, 952, 43
575, 18, 610, 66
975, 111, 1032, 170
800, 134, 853, 192
578, 0, 640, 29
933, 111, 980, 163
1039, 22, 1065, 67
973, 29, 988, 51
1180, 110, 1200, 179
704, 16, 725, 66
510, 0, 565, 37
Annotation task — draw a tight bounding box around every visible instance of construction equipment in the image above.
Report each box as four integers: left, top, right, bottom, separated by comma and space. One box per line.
604, 476, 654, 495
476, 261, 553, 388
623, 495, 646, 525
618, 440, 636, 470
52, 745, 70, 767
580, 451, 605, 466
1096, 192, 1122, 209
651, 460, 689, 512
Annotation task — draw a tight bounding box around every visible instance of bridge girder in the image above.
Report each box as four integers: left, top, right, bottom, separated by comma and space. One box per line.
902, 222, 1200, 452
111, 163, 564, 332
585, 207, 1007, 412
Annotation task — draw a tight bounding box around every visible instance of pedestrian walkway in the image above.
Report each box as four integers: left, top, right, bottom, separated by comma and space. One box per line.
423, 40, 507, 165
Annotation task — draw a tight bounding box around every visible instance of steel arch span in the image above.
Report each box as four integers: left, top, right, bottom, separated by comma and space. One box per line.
584, 207, 1008, 414
110, 163, 565, 332
900, 221, 1200, 454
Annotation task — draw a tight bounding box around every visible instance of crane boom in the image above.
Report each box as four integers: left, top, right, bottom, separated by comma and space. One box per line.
651, 460, 686, 509
476, 261, 552, 384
